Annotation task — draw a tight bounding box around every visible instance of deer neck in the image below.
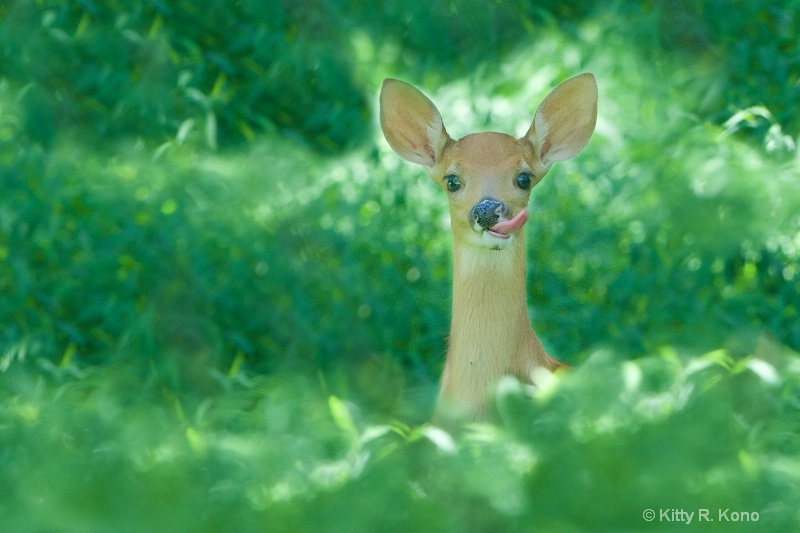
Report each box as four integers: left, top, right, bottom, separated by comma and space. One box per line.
439, 233, 534, 418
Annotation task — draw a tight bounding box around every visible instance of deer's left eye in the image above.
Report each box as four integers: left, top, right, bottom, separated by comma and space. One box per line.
517, 172, 532, 190
445, 174, 461, 192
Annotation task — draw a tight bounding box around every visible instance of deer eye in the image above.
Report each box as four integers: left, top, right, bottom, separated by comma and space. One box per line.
444, 174, 461, 192
517, 172, 532, 190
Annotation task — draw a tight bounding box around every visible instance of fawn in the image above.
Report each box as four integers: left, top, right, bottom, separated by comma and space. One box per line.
380, 73, 598, 421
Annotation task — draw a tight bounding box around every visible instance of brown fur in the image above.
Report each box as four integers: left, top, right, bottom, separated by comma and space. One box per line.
380, 74, 598, 421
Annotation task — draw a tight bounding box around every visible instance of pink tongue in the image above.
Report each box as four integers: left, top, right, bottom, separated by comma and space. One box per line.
488, 208, 528, 238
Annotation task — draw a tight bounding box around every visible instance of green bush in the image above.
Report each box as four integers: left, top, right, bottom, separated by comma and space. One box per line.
2, 349, 799, 531
1, 1, 799, 530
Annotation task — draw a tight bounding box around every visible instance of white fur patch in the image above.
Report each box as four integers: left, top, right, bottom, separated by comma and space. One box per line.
456, 240, 517, 277
533, 114, 551, 146
425, 111, 446, 164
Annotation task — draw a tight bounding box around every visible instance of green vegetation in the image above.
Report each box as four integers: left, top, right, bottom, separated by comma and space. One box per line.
1, 0, 799, 530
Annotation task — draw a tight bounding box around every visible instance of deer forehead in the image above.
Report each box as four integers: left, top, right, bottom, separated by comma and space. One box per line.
439, 132, 537, 181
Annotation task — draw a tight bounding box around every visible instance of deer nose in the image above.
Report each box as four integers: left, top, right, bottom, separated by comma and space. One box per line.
471, 198, 508, 230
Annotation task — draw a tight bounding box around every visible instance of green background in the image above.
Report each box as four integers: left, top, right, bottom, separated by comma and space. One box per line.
1, 1, 799, 531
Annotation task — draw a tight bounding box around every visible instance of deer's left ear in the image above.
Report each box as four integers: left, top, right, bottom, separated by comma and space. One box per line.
524, 73, 598, 168
380, 78, 451, 169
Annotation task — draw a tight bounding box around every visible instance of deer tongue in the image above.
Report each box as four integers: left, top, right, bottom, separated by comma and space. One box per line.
487, 208, 528, 239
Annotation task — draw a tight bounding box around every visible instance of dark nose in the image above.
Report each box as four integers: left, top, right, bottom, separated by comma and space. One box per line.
471, 198, 508, 229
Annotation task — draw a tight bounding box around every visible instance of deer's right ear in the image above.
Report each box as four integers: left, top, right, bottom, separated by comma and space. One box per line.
380, 79, 450, 168
524, 73, 598, 168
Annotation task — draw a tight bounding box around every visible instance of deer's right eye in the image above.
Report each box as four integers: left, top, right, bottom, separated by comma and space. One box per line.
444, 174, 461, 192
516, 172, 532, 190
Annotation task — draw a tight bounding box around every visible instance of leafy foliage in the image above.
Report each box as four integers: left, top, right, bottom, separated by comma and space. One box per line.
2, 349, 799, 531
1, 0, 799, 530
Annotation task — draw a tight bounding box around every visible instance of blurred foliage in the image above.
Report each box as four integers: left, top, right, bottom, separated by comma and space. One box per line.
3, 0, 798, 150
1, 0, 800, 530
1, 0, 370, 151
2, 348, 799, 530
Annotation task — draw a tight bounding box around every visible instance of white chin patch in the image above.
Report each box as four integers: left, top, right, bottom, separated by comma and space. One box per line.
478, 231, 514, 250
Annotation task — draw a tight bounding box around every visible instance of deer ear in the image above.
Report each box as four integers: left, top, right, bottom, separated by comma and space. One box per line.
380, 79, 451, 168
525, 73, 598, 167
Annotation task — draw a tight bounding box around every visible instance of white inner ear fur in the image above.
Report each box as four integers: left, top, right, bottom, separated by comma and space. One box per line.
425, 114, 446, 167
533, 113, 551, 148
